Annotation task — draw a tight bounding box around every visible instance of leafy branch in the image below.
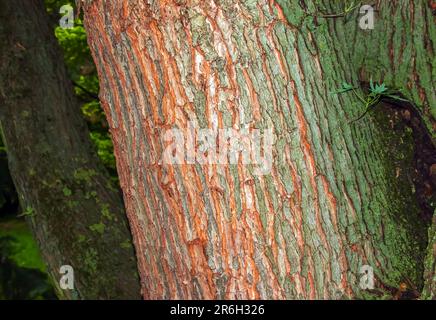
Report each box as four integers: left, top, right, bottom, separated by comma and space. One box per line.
72, 80, 99, 100
333, 79, 409, 123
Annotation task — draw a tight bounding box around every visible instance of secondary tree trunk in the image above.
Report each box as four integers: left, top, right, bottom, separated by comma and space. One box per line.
0, 0, 140, 299
81, 0, 435, 299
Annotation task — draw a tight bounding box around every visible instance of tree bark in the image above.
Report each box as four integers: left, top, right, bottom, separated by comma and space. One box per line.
81, 0, 435, 299
422, 213, 436, 299
0, 0, 140, 299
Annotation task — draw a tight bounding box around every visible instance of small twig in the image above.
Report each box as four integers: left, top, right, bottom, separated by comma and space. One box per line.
320, 13, 346, 18
318, 1, 362, 19
349, 103, 374, 124
72, 80, 99, 100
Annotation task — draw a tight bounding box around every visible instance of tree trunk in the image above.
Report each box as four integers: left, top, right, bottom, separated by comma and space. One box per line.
423, 214, 436, 299
81, 0, 435, 299
0, 0, 140, 299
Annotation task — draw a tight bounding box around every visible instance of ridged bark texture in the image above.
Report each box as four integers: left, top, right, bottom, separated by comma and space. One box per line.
0, 0, 141, 299
81, 0, 435, 299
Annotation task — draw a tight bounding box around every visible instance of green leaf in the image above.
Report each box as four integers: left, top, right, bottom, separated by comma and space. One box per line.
369, 78, 375, 91
374, 83, 387, 94
332, 82, 355, 94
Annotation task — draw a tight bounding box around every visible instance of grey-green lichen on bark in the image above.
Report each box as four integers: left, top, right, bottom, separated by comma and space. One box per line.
275, 0, 434, 295
275, 0, 432, 292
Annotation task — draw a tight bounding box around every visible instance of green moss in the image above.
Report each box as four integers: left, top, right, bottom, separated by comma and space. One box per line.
422, 211, 436, 299
356, 290, 393, 300
120, 240, 132, 249
100, 203, 114, 221
369, 107, 429, 288
21, 110, 30, 118
0, 217, 46, 272
62, 186, 72, 196
77, 234, 87, 243
83, 247, 98, 274
66, 200, 79, 209
89, 222, 105, 234
85, 190, 98, 199
73, 168, 96, 183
